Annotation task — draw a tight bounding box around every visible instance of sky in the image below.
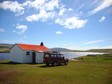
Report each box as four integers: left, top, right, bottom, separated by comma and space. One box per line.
0, 0, 112, 50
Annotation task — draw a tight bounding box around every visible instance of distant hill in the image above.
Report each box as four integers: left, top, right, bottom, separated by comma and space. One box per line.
50, 48, 71, 52
0, 44, 13, 53
50, 48, 112, 54
86, 49, 112, 54
50, 48, 80, 52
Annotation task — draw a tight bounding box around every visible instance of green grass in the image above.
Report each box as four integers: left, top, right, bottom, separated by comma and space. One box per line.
77, 54, 112, 63
0, 55, 112, 84
0, 48, 9, 53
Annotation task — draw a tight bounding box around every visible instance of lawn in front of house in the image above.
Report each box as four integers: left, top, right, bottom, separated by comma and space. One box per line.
0, 54, 112, 84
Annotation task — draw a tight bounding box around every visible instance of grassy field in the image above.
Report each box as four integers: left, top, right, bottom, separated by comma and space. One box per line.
0, 55, 112, 84
0, 48, 10, 53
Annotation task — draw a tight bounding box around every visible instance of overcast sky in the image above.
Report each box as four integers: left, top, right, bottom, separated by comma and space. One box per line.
0, 0, 112, 50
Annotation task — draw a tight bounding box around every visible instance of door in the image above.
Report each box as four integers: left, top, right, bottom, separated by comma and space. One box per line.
36, 53, 44, 63
32, 52, 36, 63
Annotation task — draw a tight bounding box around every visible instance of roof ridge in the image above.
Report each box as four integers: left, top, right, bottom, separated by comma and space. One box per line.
17, 43, 48, 52
17, 43, 40, 46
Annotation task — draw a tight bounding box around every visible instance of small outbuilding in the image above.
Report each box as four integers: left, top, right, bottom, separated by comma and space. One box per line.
10, 42, 48, 63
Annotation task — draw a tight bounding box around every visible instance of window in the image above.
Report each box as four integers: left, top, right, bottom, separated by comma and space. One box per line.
61, 55, 64, 58
57, 55, 61, 58
54, 55, 57, 57
51, 55, 54, 57
45, 54, 49, 57
26, 52, 30, 55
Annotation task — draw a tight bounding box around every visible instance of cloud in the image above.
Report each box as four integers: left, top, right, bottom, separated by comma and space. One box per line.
83, 40, 105, 45
56, 31, 63, 35
25, 0, 60, 22
0, 0, 87, 30
0, 28, 4, 32
55, 17, 87, 29
15, 24, 27, 34
26, 1, 73, 23
0, 0, 87, 29
26, 9, 55, 22
0, 1, 24, 16
99, 16, 106, 22
44, 0, 59, 11
26, 0, 74, 24
89, 0, 112, 15
58, 8, 66, 16
58, 7, 73, 16
22, 0, 59, 11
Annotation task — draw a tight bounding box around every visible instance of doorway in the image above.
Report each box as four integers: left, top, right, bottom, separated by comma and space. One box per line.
32, 52, 36, 63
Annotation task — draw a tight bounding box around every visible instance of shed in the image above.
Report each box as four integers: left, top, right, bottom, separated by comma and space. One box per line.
10, 43, 48, 63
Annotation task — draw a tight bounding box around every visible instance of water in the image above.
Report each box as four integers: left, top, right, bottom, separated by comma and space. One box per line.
61, 52, 104, 59
0, 52, 104, 60
0, 53, 10, 60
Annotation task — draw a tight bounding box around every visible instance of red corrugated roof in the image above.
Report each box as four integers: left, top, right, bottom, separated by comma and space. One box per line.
17, 44, 48, 52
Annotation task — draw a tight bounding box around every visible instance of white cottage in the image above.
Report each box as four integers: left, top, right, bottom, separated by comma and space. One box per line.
10, 43, 48, 63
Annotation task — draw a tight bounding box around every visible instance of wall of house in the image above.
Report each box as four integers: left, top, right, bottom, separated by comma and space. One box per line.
10, 45, 44, 63
36, 52, 44, 63
10, 45, 24, 63
23, 51, 32, 63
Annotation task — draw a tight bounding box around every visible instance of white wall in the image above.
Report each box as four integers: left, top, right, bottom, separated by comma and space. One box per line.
10, 45, 24, 63
36, 52, 44, 63
23, 51, 32, 63
10, 45, 44, 63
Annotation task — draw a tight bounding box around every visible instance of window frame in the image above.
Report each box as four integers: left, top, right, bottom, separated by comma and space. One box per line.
26, 52, 30, 55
